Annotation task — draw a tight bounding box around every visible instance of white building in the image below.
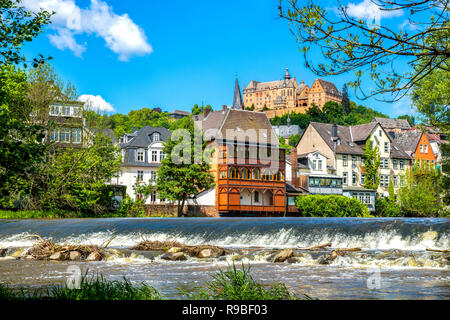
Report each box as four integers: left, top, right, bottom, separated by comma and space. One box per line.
111, 126, 171, 204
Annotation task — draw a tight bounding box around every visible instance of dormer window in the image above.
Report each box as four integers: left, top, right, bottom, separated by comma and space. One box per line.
153, 133, 160, 142
50, 105, 60, 116
137, 150, 145, 162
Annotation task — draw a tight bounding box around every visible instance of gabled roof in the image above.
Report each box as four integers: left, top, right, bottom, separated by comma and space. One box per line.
308, 122, 411, 159
121, 126, 171, 148
314, 79, 341, 96
196, 109, 279, 146
394, 131, 423, 155
372, 117, 411, 130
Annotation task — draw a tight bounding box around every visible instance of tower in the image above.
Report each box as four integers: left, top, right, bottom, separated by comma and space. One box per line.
232, 77, 244, 110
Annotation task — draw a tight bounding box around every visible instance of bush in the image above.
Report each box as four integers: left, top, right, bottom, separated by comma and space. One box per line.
115, 195, 145, 217
295, 195, 371, 217
374, 197, 402, 217
184, 264, 305, 300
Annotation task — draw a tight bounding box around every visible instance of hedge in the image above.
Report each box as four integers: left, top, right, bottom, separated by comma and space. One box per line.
295, 195, 371, 217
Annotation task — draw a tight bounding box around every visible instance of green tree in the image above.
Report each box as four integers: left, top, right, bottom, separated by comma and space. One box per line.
35, 134, 121, 214
279, 0, 449, 101
278, 137, 291, 153
363, 139, 380, 190
156, 118, 214, 217
0, 0, 52, 65
388, 178, 396, 203
288, 134, 301, 148
342, 84, 350, 115
0, 65, 47, 209
397, 115, 416, 127
398, 169, 444, 217
192, 104, 212, 115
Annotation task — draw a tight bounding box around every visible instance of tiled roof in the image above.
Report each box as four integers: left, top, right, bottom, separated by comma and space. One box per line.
394, 131, 422, 155
121, 126, 171, 148
373, 117, 411, 130
196, 109, 278, 146
245, 78, 296, 91
309, 122, 411, 159
316, 79, 341, 96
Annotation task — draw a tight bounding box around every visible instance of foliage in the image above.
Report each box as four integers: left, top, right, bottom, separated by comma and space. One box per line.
295, 195, 371, 217
0, 66, 48, 209
156, 117, 215, 217
115, 195, 145, 217
279, 0, 450, 101
30, 134, 121, 214
342, 84, 350, 115
398, 169, 443, 217
363, 139, 380, 190
278, 137, 291, 153
50, 273, 164, 301
388, 178, 396, 203
270, 100, 388, 129
184, 264, 300, 300
397, 115, 415, 127
191, 104, 212, 115
374, 196, 402, 218
288, 133, 302, 148
0, 0, 52, 66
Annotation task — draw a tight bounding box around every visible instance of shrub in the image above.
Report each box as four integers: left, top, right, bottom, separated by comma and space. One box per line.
116, 195, 145, 217
374, 197, 402, 217
184, 264, 305, 300
295, 195, 371, 217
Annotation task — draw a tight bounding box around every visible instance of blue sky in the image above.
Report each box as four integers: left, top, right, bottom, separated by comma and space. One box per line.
22, 0, 416, 117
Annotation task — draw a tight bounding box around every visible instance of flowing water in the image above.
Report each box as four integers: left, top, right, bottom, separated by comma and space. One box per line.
0, 218, 449, 300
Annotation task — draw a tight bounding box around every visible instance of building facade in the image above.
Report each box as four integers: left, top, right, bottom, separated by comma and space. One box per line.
243, 68, 342, 119
194, 80, 287, 216
296, 122, 412, 197
113, 126, 171, 204
394, 131, 437, 170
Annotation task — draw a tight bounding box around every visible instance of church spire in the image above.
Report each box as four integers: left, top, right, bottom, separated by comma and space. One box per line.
232, 76, 244, 110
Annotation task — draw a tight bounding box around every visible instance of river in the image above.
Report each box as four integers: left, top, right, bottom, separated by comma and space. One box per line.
0, 218, 448, 300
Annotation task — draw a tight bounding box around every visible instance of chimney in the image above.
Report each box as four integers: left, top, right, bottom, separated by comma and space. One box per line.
290, 147, 298, 187
203, 108, 211, 118
332, 124, 338, 139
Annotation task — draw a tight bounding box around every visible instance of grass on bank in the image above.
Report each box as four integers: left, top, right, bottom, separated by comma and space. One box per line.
0, 264, 305, 301
0, 209, 177, 219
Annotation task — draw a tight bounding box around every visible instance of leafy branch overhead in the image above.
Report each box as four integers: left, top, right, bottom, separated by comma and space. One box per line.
0, 0, 53, 66
278, 0, 450, 102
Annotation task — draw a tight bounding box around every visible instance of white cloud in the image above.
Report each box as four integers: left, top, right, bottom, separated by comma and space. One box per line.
49, 28, 86, 57
347, 0, 403, 26
22, 0, 152, 61
78, 94, 115, 112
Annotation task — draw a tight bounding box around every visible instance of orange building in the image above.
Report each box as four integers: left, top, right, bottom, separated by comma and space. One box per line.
394, 131, 437, 169
195, 79, 287, 216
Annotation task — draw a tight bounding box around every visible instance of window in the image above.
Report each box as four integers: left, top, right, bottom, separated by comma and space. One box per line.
219, 169, 227, 179
137, 150, 145, 162
393, 175, 398, 187
381, 158, 389, 169
137, 171, 144, 182
424, 145, 428, 153
62, 106, 71, 116
361, 158, 365, 166
393, 159, 398, 170
400, 176, 405, 187
72, 107, 81, 117
420, 144, 423, 153
352, 172, 357, 185
151, 191, 157, 203
343, 155, 348, 166
400, 160, 405, 170
384, 142, 389, 153
50, 130, 59, 142
380, 175, 389, 187
151, 171, 157, 181
379, 130, 382, 137
153, 133, 160, 142
318, 160, 323, 170
72, 128, 81, 143
50, 105, 59, 116
312, 160, 317, 170
361, 174, 365, 185
254, 191, 260, 203
152, 151, 158, 162
343, 172, 348, 185
60, 128, 70, 143
252, 168, 261, 180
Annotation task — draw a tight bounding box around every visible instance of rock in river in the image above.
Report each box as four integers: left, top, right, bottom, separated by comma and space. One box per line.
86, 252, 102, 261
161, 252, 187, 261
49, 252, 62, 260
69, 251, 82, 261
273, 249, 294, 263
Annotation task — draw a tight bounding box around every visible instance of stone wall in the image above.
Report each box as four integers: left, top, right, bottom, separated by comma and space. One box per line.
143, 204, 218, 217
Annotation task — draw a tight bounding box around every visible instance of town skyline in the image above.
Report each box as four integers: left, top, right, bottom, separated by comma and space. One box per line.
21, 0, 416, 118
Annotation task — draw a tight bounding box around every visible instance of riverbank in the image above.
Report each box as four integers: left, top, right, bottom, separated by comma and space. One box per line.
0, 210, 178, 219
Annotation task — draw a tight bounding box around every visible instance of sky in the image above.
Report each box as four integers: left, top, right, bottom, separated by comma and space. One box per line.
21, 0, 417, 117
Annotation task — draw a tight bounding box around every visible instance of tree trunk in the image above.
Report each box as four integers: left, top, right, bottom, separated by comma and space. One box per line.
177, 199, 186, 217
